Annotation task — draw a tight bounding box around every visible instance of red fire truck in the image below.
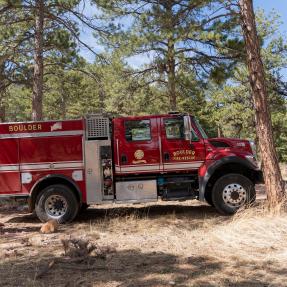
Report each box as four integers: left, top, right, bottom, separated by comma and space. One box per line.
0, 113, 263, 222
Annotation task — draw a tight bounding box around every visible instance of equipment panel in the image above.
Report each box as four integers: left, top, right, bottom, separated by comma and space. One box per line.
85, 140, 113, 203
116, 180, 157, 202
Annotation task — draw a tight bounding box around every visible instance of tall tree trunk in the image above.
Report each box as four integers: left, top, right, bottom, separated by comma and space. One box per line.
165, 1, 176, 111
239, 0, 285, 207
217, 125, 223, 138
32, 0, 44, 121
0, 104, 5, 122
0, 62, 7, 122
167, 38, 176, 111
99, 87, 105, 113
0, 61, 6, 92
60, 89, 66, 120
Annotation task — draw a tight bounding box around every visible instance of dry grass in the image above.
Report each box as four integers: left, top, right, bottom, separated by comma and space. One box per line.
1, 198, 287, 286
201, 203, 287, 259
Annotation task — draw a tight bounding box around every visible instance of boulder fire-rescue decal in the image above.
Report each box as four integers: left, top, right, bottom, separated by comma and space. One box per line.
132, 149, 147, 164
1, 120, 83, 138
8, 124, 42, 132
172, 150, 196, 161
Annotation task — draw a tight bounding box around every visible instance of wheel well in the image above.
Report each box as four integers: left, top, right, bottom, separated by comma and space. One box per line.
29, 176, 81, 211
204, 163, 257, 199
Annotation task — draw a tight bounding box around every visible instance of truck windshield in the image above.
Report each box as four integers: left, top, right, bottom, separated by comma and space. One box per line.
193, 118, 208, 139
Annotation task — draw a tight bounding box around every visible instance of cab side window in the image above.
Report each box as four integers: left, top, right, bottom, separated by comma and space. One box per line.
125, 120, 151, 141
164, 118, 184, 139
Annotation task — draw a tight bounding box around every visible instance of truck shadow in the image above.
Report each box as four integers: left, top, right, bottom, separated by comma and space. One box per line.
4, 203, 219, 224
0, 248, 278, 287
3, 199, 265, 224
77, 203, 220, 222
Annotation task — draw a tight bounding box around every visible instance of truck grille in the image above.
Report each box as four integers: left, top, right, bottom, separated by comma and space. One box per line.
86, 116, 109, 139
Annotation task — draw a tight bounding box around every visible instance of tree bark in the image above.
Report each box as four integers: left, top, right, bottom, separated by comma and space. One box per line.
0, 104, 5, 122
217, 125, 223, 138
0, 62, 7, 122
167, 38, 176, 111
60, 83, 67, 119
32, 0, 44, 121
164, 1, 176, 111
239, 0, 285, 207
99, 87, 105, 113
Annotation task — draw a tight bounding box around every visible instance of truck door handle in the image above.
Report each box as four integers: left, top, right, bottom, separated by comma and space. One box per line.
121, 154, 127, 164
164, 152, 170, 161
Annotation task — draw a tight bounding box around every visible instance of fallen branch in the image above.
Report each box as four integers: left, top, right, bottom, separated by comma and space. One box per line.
61, 238, 98, 258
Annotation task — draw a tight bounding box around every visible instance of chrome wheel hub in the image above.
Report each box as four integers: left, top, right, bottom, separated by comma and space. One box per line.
222, 183, 247, 208
45, 195, 68, 219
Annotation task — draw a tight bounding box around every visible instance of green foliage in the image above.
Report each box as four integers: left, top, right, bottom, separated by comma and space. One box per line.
5, 85, 32, 121
206, 10, 287, 160
94, 0, 242, 109
0, 0, 82, 119
1, 2, 287, 161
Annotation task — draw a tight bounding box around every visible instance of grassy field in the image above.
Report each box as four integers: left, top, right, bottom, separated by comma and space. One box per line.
1, 193, 287, 287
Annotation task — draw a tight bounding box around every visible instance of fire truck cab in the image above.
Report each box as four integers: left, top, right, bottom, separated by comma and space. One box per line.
0, 113, 263, 223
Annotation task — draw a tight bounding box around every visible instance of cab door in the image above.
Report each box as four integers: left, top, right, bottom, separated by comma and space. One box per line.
160, 115, 205, 172
116, 117, 161, 174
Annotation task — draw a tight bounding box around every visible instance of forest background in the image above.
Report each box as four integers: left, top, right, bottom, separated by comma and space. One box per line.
1, 0, 287, 160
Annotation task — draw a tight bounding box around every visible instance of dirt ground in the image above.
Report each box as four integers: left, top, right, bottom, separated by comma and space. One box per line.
1, 186, 287, 287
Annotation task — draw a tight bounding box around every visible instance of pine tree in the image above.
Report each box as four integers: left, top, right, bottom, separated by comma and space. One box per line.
95, 0, 242, 110
239, 0, 285, 207
0, 0, 102, 120
32, 0, 44, 120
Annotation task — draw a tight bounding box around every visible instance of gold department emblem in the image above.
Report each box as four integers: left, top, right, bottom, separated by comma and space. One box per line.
133, 149, 146, 164
134, 149, 144, 160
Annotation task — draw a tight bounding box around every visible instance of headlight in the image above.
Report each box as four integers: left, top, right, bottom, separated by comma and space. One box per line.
249, 141, 257, 157
245, 154, 258, 166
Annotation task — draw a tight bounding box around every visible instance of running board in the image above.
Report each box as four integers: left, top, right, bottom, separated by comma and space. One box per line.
162, 196, 197, 201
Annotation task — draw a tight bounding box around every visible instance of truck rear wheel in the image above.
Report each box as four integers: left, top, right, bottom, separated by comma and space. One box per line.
212, 174, 255, 215
35, 184, 79, 223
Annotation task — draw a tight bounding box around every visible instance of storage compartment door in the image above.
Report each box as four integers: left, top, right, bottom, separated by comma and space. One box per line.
85, 140, 113, 204
116, 180, 157, 202
0, 138, 21, 195
85, 141, 102, 203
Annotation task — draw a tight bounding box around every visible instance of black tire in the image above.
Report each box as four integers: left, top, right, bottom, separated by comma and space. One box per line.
35, 184, 79, 223
212, 173, 256, 215
204, 191, 214, 206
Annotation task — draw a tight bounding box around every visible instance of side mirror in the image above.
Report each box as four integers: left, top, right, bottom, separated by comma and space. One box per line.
183, 115, 199, 142
190, 130, 199, 142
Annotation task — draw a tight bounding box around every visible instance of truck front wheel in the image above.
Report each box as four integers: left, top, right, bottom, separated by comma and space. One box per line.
204, 191, 214, 206
212, 174, 256, 215
35, 184, 79, 223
